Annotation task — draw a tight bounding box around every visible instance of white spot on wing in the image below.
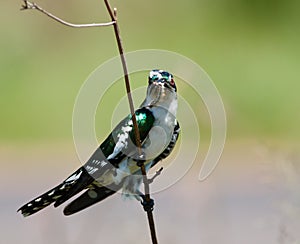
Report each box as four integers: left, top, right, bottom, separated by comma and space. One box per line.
88, 190, 98, 199
35, 198, 41, 202
107, 125, 132, 160
88, 168, 98, 174
65, 170, 82, 183
100, 161, 107, 167
91, 159, 107, 167
92, 159, 103, 165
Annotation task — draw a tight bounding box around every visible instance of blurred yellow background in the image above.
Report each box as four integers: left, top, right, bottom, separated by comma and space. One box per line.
1, 0, 299, 243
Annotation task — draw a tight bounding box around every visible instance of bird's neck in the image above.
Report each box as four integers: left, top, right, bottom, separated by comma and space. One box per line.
140, 85, 178, 117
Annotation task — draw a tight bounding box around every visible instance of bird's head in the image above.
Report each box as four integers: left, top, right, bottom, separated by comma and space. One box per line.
148, 70, 177, 92
142, 70, 178, 115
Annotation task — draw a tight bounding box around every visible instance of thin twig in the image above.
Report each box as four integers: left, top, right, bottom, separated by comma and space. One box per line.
103, 1, 142, 153
103, 1, 158, 243
149, 167, 164, 184
21, 0, 115, 28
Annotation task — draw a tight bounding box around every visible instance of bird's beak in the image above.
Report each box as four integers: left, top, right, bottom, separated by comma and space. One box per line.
152, 79, 164, 86
153, 79, 173, 91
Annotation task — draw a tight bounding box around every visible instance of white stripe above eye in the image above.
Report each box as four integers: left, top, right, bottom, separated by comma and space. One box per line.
150, 70, 163, 80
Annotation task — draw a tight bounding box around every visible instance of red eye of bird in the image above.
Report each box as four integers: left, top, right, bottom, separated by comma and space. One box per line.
170, 79, 175, 86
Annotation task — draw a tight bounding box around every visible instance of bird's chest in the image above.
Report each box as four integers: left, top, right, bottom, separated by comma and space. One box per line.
141, 107, 175, 160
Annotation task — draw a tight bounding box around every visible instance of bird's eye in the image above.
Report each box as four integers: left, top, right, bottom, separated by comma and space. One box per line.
170, 79, 175, 86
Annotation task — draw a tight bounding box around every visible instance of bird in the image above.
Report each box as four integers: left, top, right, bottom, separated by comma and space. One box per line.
18, 69, 180, 217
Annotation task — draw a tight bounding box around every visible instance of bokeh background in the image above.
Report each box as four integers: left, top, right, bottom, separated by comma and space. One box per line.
1, 0, 299, 243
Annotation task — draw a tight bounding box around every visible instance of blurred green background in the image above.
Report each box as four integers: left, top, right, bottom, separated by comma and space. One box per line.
1, 1, 300, 243
1, 0, 299, 143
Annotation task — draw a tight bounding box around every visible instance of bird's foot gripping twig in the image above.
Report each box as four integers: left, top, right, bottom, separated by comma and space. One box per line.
137, 167, 163, 212
140, 194, 155, 212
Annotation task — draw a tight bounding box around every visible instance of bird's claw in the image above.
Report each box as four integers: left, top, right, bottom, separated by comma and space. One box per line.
140, 195, 154, 212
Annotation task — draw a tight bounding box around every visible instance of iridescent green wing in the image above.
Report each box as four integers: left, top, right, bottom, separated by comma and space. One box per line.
83, 107, 155, 176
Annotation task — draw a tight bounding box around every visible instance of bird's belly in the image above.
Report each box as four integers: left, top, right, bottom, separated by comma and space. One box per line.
142, 107, 175, 160
95, 158, 150, 187
142, 126, 171, 160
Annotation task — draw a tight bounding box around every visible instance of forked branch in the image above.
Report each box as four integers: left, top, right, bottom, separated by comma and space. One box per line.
21, 0, 115, 28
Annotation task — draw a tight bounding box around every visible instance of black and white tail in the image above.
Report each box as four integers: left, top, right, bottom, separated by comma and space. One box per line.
18, 167, 93, 217
63, 183, 121, 215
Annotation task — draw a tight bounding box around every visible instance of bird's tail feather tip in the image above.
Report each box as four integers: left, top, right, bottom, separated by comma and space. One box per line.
63, 207, 73, 216
17, 206, 32, 217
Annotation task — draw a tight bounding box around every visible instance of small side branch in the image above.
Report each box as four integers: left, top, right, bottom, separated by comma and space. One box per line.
21, 0, 115, 28
103, 0, 142, 151
149, 167, 163, 184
